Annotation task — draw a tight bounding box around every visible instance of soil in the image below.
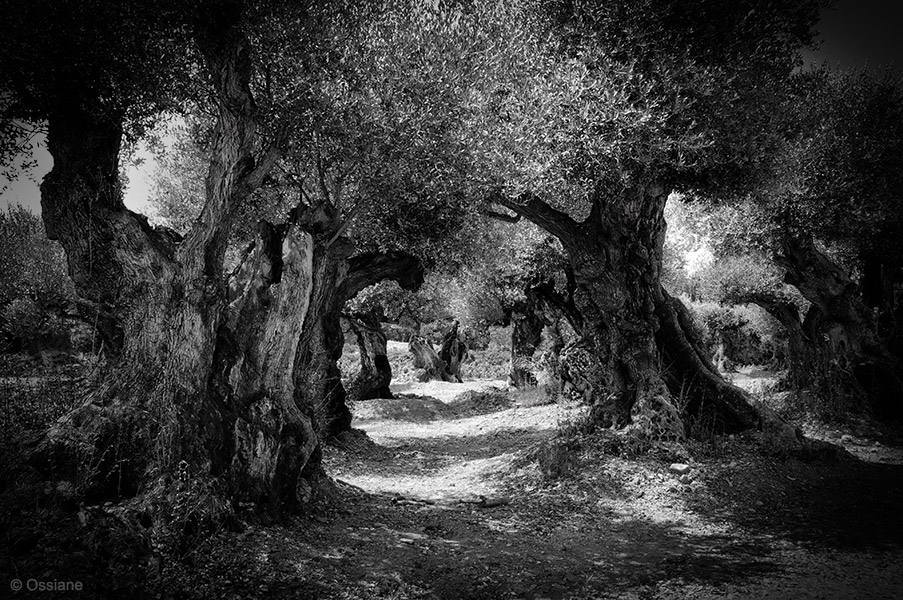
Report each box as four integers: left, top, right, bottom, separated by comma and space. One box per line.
3, 348, 901, 599
168, 376, 903, 600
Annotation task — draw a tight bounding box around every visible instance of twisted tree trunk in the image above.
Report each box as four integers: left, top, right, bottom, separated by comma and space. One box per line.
409, 336, 451, 382
32, 10, 330, 516
344, 313, 394, 402
777, 235, 903, 420
729, 292, 820, 390
439, 321, 467, 383
312, 250, 425, 435
292, 206, 355, 440
498, 185, 760, 439
409, 324, 466, 384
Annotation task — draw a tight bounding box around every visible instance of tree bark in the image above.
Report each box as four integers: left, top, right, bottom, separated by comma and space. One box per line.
344, 313, 394, 402
339, 251, 425, 301
409, 324, 466, 383
729, 292, 818, 389
499, 185, 760, 438
221, 218, 325, 510
410, 335, 452, 382
291, 202, 355, 440
309, 250, 425, 436
31, 10, 330, 516
530, 272, 583, 334
777, 235, 903, 420
439, 321, 467, 383
508, 286, 545, 389
655, 288, 760, 432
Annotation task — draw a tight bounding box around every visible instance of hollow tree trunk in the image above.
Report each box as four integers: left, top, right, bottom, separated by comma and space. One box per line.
499, 186, 760, 438
526, 276, 580, 391
777, 235, 903, 420
344, 313, 394, 402
531, 272, 583, 335
32, 11, 327, 515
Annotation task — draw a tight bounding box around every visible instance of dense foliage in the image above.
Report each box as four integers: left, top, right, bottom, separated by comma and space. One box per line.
0, 206, 77, 351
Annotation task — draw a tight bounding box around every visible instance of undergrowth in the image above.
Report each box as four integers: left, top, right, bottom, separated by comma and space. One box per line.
0, 352, 104, 435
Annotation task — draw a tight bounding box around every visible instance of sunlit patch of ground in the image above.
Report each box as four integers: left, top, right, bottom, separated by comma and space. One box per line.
335, 379, 583, 502
145, 375, 903, 599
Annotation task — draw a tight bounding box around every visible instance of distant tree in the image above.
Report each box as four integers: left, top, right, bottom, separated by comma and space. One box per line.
454, 218, 576, 387
661, 199, 808, 379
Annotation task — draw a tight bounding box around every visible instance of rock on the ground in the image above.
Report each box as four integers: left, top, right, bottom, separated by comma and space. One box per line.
669, 463, 691, 475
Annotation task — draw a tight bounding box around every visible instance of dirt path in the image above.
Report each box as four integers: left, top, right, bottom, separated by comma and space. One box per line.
179, 380, 903, 599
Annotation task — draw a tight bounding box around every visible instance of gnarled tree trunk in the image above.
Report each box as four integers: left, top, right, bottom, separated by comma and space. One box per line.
344, 313, 394, 402
498, 185, 761, 440
409, 324, 466, 384
32, 10, 330, 516
508, 306, 545, 389
292, 208, 355, 441
777, 235, 903, 420
409, 336, 450, 382
313, 250, 425, 436
729, 292, 821, 390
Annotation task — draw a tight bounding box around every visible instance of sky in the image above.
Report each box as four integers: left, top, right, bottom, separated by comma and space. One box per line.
801, 0, 903, 72
1, 0, 900, 217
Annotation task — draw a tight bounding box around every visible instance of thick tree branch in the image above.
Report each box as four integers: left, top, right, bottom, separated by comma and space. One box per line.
655, 287, 759, 431
233, 135, 285, 201
182, 4, 277, 280
338, 251, 425, 302
495, 192, 579, 241
729, 291, 806, 337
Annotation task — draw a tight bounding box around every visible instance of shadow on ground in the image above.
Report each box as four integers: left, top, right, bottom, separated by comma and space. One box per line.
685, 454, 903, 552
177, 483, 784, 600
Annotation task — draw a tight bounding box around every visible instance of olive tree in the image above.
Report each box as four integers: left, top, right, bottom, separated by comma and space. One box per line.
460, 0, 824, 440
